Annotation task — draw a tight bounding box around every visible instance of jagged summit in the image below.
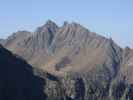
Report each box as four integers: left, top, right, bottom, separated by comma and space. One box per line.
0, 20, 133, 100
1, 20, 132, 83
0, 21, 120, 76
35, 20, 58, 34
45, 20, 57, 26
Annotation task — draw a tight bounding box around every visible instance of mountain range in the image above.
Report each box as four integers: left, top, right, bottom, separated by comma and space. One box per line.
0, 20, 133, 100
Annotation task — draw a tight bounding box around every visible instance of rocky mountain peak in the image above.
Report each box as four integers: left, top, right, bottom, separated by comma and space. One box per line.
1, 20, 133, 100
62, 21, 87, 31
35, 20, 58, 34
45, 20, 57, 27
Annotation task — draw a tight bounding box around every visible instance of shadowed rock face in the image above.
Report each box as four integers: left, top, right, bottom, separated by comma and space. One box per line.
0, 45, 46, 100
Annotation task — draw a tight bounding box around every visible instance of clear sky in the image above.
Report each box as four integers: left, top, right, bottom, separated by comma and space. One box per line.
0, 0, 133, 47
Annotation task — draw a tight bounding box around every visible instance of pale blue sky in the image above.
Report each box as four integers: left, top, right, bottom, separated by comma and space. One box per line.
0, 0, 133, 47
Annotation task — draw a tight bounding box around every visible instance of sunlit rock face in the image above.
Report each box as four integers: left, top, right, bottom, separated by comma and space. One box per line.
1, 21, 133, 100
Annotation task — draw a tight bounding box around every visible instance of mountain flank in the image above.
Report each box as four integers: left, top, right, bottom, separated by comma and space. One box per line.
0, 20, 133, 100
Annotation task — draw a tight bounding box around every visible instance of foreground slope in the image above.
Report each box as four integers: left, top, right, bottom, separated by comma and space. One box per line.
0, 45, 133, 100
0, 45, 46, 100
